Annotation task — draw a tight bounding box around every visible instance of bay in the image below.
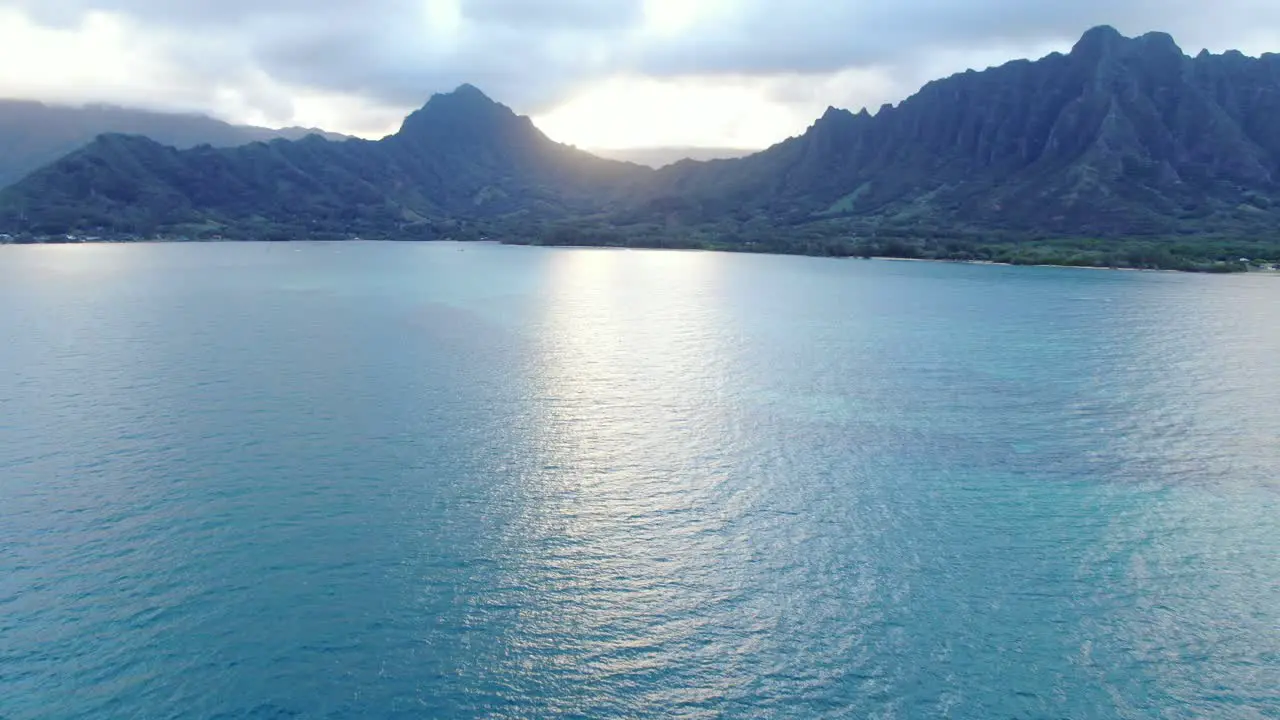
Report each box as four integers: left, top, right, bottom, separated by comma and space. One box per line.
1, 242, 1278, 719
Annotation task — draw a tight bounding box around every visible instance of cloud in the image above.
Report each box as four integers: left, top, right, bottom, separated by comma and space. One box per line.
463, 0, 643, 29
3, 0, 643, 111
631, 0, 1280, 77
1, 0, 1279, 144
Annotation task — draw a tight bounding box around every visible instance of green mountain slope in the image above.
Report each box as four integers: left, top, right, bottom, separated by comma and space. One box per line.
0, 85, 647, 239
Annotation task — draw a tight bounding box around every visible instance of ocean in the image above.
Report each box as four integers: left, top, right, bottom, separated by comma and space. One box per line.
1, 242, 1277, 718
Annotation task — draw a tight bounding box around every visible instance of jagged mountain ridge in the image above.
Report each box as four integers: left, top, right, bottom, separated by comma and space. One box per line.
637, 26, 1280, 235
3, 27, 1280, 242
0, 99, 349, 188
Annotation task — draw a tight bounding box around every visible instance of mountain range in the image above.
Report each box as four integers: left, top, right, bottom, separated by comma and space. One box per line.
589, 147, 756, 168
0, 100, 348, 189
2, 26, 1278, 270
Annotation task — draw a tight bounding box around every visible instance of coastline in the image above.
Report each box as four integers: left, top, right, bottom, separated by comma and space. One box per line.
506, 243, 1267, 274
2, 236, 1275, 274
870, 256, 1166, 272
870, 255, 1280, 274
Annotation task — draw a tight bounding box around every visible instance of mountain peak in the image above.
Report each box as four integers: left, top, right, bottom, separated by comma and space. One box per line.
1135, 31, 1183, 56
1071, 25, 1125, 56
819, 106, 852, 121
445, 83, 494, 103
397, 83, 515, 140
419, 83, 500, 111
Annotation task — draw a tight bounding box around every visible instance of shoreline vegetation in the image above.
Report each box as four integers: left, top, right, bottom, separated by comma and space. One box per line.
3, 230, 1277, 274
505, 221, 1280, 273
496, 229, 1279, 273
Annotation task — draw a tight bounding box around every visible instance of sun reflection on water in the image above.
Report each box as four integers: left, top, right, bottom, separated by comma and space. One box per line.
482, 249, 769, 711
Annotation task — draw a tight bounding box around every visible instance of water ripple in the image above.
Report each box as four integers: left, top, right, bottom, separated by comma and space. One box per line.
0, 244, 1277, 718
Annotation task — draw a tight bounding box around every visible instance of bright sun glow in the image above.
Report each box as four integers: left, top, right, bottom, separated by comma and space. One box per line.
532, 75, 803, 150
0, 9, 153, 103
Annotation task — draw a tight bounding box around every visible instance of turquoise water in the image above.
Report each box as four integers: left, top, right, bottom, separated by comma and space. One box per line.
1, 242, 1278, 719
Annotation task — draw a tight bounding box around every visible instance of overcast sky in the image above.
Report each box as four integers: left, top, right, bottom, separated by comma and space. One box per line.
1, 1, 1278, 149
